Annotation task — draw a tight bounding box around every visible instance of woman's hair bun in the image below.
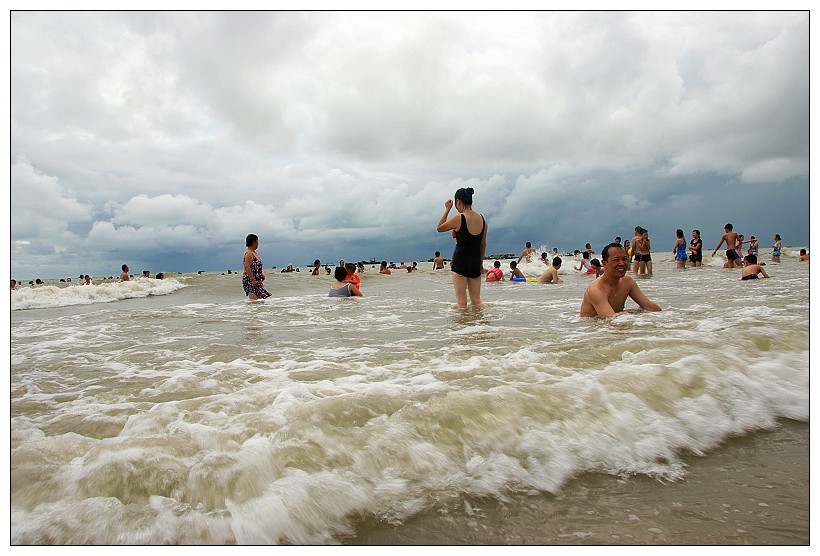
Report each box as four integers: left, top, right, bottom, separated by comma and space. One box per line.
466, 187, 474, 195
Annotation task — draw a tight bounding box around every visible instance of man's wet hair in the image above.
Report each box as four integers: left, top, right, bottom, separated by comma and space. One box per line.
602, 242, 627, 261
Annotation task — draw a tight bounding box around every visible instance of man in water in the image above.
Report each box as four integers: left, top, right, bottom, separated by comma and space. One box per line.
580, 243, 662, 318
538, 257, 562, 284
432, 251, 445, 269
517, 241, 536, 264
711, 223, 741, 268
120, 264, 130, 281
741, 254, 769, 280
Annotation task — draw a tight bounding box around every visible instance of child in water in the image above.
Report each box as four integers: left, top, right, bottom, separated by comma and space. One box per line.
486, 260, 504, 282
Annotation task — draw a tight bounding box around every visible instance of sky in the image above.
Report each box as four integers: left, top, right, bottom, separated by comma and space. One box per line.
9, 9, 811, 279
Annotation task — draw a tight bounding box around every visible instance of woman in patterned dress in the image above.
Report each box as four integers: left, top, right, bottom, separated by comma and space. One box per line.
243, 234, 271, 300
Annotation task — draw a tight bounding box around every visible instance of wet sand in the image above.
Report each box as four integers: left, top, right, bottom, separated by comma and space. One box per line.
348, 419, 809, 545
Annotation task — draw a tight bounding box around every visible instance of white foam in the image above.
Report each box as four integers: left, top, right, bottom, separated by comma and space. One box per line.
11, 278, 188, 310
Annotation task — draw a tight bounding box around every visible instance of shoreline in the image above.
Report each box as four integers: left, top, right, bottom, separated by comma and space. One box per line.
347, 419, 809, 545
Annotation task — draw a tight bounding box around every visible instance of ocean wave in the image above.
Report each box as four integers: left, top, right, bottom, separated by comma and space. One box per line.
10, 278, 188, 310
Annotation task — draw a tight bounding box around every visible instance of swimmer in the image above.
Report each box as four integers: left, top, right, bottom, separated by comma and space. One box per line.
329, 266, 363, 297
574, 251, 593, 273
689, 230, 703, 267
799, 249, 809, 262
433, 251, 445, 270
580, 243, 662, 318
537, 257, 562, 284
517, 242, 536, 264
630, 226, 643, 273
746, 236, 759, 258
486, 260, 504, 282
379, 260, 392, 275
437, 187, 488, 308
590, 258, 603, 277
636, 229, 653, 275
243, 234, 271, 300
311, 259, 321, 276
673, 229, 687, 269
741, 254, 769, 280
712, 223, 741, 268
509, 260, 526, 280
344, 263, 361, 290
772, 234, 782, 263
120, 264, 130, 282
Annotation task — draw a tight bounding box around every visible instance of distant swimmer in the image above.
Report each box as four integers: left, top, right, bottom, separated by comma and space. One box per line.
580, 243, 662, 318
673, 229, 687, 269
574, 251, 593, 274
636, 229, 653, 275
486, 260, 504, 282
630, 226, 643, 273
312, 259, 321, 276
432, 251, 445, 270
509, 260, 525, 280
517, 242, 536, 264
746, 235, 759, 258
799, 249, 809, 262
711, 223, 741, 268
120, 264, 130, 282
772, 234, 782, 263
437, 187, 488, 308
741, 254, 769, 280
689, 230, 703, 267
379, 260, 392, 275
242, 233, 271, 300
329, 266, 363, 297
11, 279, 17, 290
537, 257, 562, 284
344, 263, 361, 290
590, 258, 603, 277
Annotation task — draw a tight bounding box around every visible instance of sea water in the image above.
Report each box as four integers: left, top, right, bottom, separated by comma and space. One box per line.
10, 249, 810, 545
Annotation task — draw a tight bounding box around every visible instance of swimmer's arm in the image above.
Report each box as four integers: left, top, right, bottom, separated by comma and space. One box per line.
585, 285, 617, 318
437, 200, 459, 233
759, 266, 770, 278
437, 213, 461, 233
350, 284, 363, 297
711, 236, 726, 256
628, 279, 662, 312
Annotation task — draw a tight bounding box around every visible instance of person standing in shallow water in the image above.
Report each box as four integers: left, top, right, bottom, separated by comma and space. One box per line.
242, 234, 271, 300
437, 187, 488, 308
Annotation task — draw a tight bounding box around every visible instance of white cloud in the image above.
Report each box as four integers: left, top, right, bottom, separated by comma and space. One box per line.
9, 11, 810, 277
10, 157, 92, 238
617, 194, 651, 211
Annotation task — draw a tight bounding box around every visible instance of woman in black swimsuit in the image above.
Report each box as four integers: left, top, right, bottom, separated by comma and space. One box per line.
436, 187, 488, 308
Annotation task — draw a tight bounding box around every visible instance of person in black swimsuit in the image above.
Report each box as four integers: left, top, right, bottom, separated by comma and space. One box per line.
436, 187, 488, 308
